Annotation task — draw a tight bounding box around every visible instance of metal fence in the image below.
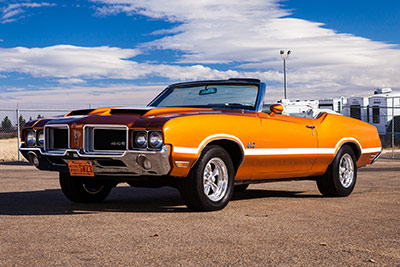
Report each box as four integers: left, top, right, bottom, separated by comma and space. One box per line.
342, 97, 400, 159
0, 103, 399, 161
0, 105, 91, 161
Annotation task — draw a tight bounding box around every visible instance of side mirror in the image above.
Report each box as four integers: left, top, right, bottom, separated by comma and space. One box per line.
270, 104, 284, 115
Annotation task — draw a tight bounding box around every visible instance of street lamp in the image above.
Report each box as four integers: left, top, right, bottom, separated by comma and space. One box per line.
280, 50, 291, 99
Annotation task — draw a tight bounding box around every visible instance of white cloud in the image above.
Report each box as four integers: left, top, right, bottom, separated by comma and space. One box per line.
57, 78, 87, 84
0, 44, 267, 81
92, 0, 400, 98
1, 0, 400, 101
0, 83, 165, 107
1, 2, 56, 23
0, 45, 140, 78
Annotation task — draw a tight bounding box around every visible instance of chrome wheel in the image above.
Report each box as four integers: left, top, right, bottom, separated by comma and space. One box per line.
203, 157, 229, 202
338, 153, 354, 188
82, 182, 105, 195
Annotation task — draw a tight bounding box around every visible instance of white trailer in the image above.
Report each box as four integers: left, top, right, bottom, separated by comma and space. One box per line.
368, 93, 400, 134
318, 98, 345, 113
342, 97, 369, 122
278, 99, 319, 117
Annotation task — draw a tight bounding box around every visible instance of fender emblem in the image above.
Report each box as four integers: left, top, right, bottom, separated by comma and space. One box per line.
110, 141, 125, 146
74, 131, 78, 145
247, 142, 256, 148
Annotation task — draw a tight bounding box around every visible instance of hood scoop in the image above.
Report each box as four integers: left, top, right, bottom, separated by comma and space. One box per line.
67, 109, 96, 116
111, 107, 153, 115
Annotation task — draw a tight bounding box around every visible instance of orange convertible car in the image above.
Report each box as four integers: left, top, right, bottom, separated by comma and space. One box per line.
20, 79, 382, 211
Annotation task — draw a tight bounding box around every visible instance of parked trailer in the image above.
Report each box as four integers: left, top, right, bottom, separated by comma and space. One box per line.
342, 97, 369, 123
318, 98, 344, 113
278, 99, 319, 117
368, 94, 400, 134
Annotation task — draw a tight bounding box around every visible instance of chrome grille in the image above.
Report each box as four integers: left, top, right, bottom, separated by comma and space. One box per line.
45, 126, 69, 151
84, 125, 128, 153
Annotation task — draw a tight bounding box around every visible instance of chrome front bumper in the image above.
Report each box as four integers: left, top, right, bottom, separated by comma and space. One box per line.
19, 145, 171, 176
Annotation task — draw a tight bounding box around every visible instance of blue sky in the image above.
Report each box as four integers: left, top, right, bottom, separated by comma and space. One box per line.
0, 0, 399, 107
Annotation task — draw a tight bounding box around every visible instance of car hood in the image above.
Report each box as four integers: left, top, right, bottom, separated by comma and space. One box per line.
28, 106, 253, 129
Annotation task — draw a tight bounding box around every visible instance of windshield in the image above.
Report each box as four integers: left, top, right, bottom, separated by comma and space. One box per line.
150, 84, 259, 110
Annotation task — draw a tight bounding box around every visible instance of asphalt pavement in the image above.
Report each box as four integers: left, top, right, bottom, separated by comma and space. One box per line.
0, 159, 399, 266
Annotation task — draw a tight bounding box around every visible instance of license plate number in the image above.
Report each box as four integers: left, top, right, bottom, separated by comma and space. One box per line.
67, 160, 95, 177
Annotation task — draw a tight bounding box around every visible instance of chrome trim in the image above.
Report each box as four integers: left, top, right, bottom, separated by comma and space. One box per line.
20, 145, 172, 176
44, 124, 70, 152
372, 151, 382, 164
191, 137, 245, 169
83, 124, 129, 154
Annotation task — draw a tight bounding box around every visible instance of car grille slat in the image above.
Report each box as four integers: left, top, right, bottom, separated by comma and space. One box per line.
94, 129, 127, 151
45, 126, 69, 151
53, 129, 69, 149
85, 126, 128, 153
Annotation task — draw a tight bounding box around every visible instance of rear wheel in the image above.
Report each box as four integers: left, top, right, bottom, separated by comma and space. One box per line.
317, 145, 357, 197
59, 173, 112, 203
179, 145, 235, 211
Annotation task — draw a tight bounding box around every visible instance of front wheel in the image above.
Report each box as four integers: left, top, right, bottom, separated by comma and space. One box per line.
179, 145, 235, 211
316, 145, 357, 197
59, 173, 112, 203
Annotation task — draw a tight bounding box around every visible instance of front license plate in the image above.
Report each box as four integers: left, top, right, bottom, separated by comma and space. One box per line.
67, 160, 95, 177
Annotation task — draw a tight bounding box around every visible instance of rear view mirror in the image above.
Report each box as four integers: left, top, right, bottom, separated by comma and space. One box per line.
199, 87, 217, 95
270, 104, 284, 115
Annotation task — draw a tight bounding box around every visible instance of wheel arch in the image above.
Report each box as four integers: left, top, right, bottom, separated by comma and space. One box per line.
194, 138, 245, 173
335, 141, 361, 161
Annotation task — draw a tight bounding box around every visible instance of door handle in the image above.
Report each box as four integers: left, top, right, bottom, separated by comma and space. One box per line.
306, 125, 315, 129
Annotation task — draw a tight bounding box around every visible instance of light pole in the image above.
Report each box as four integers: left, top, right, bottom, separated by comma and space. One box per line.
280, 50, 291, 99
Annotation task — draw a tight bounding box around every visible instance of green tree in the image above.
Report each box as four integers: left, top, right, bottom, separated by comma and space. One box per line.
18, 115, 26, 128
1, 116, 12, 131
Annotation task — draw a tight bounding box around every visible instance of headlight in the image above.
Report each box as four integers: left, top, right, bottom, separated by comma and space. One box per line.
25, 130, 36, 146
37, 130, 44, 146
135, 131, 148, 148
149, 131, 163, 148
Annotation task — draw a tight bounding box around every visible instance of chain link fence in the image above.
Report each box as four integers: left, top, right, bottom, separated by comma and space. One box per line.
342, 96, 400, 159
0, 104, 91, 161
1, 101, 399, 161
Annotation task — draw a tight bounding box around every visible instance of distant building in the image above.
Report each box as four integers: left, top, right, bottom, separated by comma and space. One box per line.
342, 97, 369, 122
368, 88, 400, 134
318, 98, 344, 113
267, 87, 399, 135
277, 99, 319, 117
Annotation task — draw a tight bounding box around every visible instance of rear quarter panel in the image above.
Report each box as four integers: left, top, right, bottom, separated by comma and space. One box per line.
312, 114, 381, 172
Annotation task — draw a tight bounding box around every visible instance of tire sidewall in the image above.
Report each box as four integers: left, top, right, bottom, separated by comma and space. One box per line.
59, 172, 111, 203
191, 146, 235, 211
331, 146, 357, 196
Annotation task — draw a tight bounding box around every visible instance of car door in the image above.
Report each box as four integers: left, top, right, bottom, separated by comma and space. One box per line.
250, 113, 318, 178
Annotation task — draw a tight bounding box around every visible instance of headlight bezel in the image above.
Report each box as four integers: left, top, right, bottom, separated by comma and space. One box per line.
134, 131, 148, 148
132, 130, 163, 150
25, 130, 37, 147
37, 130, 44, 147
148, 131, 163, 149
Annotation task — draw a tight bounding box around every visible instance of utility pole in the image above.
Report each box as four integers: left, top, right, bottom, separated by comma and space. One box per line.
280, 50, 291, 99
